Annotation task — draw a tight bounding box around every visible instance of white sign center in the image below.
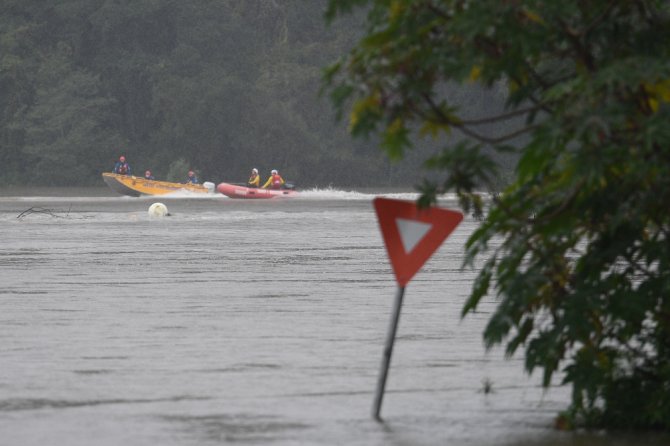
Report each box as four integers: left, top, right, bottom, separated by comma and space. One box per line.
396, 218, 432, 254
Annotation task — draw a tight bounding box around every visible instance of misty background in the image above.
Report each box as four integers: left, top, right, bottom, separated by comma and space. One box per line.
0, 0, 512, 188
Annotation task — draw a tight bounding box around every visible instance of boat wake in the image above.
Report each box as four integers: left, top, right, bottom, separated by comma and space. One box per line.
294, 187, 462, 202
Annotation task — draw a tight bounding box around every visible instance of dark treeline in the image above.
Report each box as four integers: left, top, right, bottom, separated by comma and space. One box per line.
0, 0, 508, 187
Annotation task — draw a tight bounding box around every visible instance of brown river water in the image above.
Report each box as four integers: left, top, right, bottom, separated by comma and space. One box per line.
0, 187, 667, 445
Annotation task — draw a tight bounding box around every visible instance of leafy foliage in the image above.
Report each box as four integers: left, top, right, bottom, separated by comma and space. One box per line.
325, 0, 670, 430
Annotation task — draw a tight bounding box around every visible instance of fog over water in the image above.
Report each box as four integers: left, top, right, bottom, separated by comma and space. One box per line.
1, 189, 667, 445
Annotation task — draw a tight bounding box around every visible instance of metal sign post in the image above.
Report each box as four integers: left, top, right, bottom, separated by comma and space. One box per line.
373, 286, 405, 420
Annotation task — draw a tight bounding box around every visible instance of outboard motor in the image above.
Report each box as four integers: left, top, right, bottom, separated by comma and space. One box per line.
203, 181, 215, 193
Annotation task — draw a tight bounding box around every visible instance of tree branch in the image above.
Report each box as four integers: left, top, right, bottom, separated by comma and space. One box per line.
458, 105, 542, 126
531, 179, 585, 225
425, 1, 451, 21
557, 17, 596, 72
419, 92, 539, 145
582, 1, 618, 36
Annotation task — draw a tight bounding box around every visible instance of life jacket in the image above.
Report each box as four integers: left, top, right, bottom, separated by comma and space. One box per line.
271, 174, 283, 189
118, 164, 128, 174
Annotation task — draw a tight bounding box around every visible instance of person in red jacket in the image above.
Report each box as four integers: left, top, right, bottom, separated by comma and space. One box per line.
262, 169, 285, 190
113, 156, 131, 175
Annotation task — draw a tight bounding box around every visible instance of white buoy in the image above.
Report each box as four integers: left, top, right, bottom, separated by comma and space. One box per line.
148, 202, 168, 217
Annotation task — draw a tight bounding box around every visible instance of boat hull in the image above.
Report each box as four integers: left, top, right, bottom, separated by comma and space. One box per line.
102, 173, 211, 197
216, 182, 298, 199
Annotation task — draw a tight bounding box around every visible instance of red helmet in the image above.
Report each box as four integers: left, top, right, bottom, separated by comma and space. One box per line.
188, 170, 194, 176
119, 156, 126, 162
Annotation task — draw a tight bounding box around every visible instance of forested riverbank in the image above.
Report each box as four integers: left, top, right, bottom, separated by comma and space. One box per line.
0, 0, 510, 188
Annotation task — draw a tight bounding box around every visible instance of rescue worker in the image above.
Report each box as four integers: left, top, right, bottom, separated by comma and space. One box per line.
186, 170, 199, 184
262, 169, 285, 190
247, 168, 260, 188
144, 170, 155, 180
113, 156, 131, 175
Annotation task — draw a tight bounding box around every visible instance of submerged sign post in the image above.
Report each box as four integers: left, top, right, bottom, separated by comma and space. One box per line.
372, 197, 463, 421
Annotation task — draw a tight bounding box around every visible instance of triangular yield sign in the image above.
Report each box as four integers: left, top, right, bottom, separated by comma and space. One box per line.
373, 197, 463, 287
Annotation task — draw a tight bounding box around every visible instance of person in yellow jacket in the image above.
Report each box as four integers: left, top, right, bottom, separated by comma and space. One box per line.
247, 168, 260, 188
262, 169, 285, 190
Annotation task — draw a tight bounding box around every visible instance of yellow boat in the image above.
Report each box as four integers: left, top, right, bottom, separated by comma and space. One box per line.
102, 172, 214, 197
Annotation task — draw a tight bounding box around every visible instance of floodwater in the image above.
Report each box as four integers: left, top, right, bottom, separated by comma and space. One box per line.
0, 188, 667, 445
